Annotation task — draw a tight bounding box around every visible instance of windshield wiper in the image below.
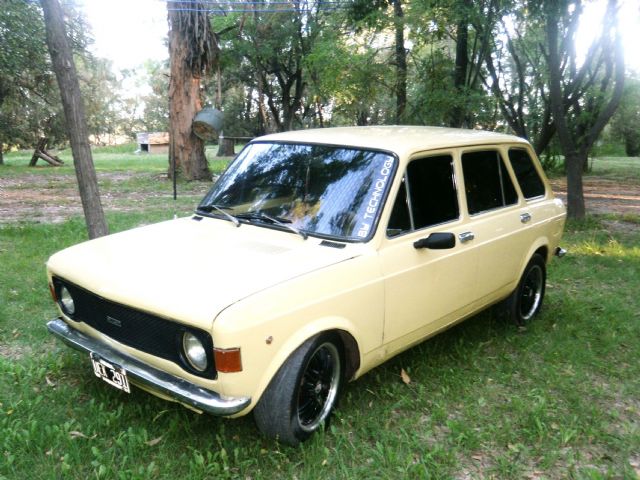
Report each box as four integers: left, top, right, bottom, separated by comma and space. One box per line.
236, 212, 308, 240
196, 204, 240, 227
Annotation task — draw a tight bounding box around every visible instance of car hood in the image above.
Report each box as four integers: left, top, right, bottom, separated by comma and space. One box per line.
47, 216, 361, 330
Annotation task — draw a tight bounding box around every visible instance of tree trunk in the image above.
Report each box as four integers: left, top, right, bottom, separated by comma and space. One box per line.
393, 0, 407, 124
451, 6, 469, 128
244, 87, 253, 124
0, 148, 4, 165
41, 0, 108, 239
281, 81, 293, 132
216, 137, 235, 157
316, 99, 324, 128
257, 74, 269, 134
167, 9, 210, 181
565, 151, 586, 219
626, 136, 640, 157
356, 110, 368, 126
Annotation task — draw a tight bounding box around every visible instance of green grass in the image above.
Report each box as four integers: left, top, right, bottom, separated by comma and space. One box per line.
0, 144, 231, 176
1, 154, 639, 479
589, 157, 640, 182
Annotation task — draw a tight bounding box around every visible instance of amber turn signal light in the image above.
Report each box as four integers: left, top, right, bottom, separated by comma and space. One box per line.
49, 283, 57, 302
214, 347, 242, 373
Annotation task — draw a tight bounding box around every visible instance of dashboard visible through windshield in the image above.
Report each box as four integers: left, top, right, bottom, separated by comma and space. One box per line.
198, 142, 397, 241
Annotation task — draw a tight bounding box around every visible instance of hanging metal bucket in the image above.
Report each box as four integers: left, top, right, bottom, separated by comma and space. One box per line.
192, 107, 224, 140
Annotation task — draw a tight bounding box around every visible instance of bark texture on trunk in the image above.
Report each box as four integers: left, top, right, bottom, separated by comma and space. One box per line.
565, 151, 586, 219
167, 4, 215, 181
167, 61, 209, 180
41, 0, 108, 239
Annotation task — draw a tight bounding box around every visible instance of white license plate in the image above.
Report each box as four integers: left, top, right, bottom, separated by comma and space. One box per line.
90, 352, 130, 393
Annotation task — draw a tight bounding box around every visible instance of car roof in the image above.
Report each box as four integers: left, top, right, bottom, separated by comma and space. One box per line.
255, 126, 530, 157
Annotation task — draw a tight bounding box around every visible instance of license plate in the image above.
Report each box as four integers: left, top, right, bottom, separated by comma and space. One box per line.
90, 353, 130, 393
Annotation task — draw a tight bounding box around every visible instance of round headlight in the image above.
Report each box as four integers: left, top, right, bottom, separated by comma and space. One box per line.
183, 332, 207, 371
59, 286, 75, 316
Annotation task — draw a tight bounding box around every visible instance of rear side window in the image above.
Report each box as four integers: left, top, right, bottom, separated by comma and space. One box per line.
462, 150, 517, 215
387, 155, 458, 237
509, 149, 546, 199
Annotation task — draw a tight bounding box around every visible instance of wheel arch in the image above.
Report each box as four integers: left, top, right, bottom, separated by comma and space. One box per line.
249, 318, 361, 411
521, 238, 550, 275
499, 240, 549, 304
534, 244, 549, 264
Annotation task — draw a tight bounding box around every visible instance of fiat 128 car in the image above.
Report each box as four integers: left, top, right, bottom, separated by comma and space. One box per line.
47, 126, 566, 445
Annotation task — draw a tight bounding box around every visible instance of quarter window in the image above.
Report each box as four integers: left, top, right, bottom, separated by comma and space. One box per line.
509, 149, 546, 199
462, 150, 517, 215
387, 155, 458, 237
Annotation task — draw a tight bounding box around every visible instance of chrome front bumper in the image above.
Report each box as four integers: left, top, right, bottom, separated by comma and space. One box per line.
47, 318, 251, 416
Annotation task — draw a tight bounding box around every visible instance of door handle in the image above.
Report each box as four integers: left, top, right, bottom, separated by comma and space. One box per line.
459, 231, 475, 243
520, 212, 532, 224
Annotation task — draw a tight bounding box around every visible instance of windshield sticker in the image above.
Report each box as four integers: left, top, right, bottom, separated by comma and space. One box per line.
357, 157, 394, 238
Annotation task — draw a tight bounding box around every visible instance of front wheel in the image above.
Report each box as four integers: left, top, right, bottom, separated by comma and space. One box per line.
254, 333, 344, 446
505, 253, 547, 326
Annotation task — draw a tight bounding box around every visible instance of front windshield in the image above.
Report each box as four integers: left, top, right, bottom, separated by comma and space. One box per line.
198, 142, 397, 241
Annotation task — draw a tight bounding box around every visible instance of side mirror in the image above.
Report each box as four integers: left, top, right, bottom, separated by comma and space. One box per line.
413, 232, 456, 250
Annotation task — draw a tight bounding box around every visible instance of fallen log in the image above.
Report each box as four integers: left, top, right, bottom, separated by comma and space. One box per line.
29, 137, 64, 166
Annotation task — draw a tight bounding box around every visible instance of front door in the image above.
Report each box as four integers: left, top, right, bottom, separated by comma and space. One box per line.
379, 153, 479, 350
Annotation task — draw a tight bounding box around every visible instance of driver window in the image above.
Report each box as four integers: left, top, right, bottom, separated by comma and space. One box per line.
387, 154, 459, 237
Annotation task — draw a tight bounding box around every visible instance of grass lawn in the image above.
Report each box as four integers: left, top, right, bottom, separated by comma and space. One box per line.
1, 150, 639, 479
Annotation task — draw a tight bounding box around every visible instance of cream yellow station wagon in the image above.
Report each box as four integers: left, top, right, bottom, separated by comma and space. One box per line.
47, 126, 566, 445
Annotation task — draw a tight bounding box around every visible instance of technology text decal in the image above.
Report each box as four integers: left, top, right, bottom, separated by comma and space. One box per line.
357, 157, 394, 238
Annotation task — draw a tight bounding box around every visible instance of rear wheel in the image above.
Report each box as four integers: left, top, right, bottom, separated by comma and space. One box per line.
254, 333, 343, 446
506, 253, 546, 326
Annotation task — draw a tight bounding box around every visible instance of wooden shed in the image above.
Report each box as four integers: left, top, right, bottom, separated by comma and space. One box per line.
136, 132, 169, 154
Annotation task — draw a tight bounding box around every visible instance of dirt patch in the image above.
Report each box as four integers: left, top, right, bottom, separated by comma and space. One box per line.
0, 343, 32, 361
1, 173, 94, 223
549, 177, 640, 215
2, 171, 640, 225
0, 172, 210, 224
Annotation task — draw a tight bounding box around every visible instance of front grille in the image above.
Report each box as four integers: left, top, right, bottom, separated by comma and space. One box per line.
53, 277, 216, 379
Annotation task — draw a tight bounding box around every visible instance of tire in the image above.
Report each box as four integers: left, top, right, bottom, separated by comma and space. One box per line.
254, 333, 344, 446
505, 253, 546, 326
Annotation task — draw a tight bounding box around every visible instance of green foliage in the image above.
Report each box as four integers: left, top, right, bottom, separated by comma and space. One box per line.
0, 0, 130, 151
214, 7, 332, 132
482, 1, 556, 152
610, 75, 640, 157
0, 0, 55, 148
304, 25, 394, 126
140, 60, 170, 133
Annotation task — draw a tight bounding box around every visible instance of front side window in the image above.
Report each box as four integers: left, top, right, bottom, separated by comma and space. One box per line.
509, 148, 546, 199
199, 142, 396, 241
387, 155, 459, 237
462, 150, 517, 215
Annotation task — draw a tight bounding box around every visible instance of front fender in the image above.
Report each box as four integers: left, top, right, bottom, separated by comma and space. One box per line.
250, 317, 359, 413
211, 252, 384, 415
214, 315, 361, 418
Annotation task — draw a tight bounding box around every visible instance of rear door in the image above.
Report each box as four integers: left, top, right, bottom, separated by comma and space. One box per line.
458, 147, 533, 302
